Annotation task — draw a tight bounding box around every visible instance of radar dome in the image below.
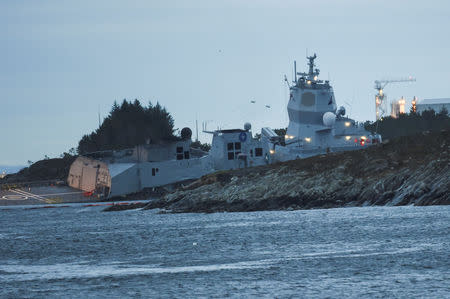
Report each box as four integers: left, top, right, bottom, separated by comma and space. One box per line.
323, 112, 336, 127
180, 127, 192, 140
244, 122, 252, 131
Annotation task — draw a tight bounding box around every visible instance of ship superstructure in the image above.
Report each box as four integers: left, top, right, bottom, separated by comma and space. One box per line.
262, 54, 381, 161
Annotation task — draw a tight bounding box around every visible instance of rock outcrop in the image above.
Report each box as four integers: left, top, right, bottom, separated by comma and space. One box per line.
144, 130, 450, 213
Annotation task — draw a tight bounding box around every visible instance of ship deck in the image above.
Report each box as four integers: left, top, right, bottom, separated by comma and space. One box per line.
0, 185, 93, 206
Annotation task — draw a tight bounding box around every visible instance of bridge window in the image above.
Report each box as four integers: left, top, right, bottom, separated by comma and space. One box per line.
234, 142, 241, 150
227, 143, 234, 151
184, 151, 190, 159
255, 148, 263, 157
228, 152, 234, 160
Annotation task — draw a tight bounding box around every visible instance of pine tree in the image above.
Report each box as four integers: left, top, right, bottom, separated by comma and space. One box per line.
77, 99, 177, 154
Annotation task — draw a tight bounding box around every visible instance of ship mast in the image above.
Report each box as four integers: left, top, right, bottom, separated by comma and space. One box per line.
298, 53, 320, 82
307, 54, 316, 79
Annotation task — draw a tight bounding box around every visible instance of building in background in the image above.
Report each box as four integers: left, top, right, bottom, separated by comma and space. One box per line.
391, 97, 406, 118
411, 96, 418, 113
416, 98, 450, 114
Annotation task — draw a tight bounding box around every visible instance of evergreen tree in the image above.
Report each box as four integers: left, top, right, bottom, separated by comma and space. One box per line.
78, 99, 177, 154
365, 109, 450, 139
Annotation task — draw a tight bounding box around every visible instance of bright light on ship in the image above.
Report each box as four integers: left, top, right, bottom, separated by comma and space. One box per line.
269, 149, 275, 154
360, 136, 367, 140
345, 122, 351, 127
314, 76, 318, 81
345, 136, 351, 140
305, 137, 311, 143
307, 80, 311, 85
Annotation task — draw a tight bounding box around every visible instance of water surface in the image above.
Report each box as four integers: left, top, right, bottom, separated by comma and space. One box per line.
1, 205, 449, 298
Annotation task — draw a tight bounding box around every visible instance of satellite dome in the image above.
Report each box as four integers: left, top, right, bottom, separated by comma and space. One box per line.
244, 122, 252, 131
323, 112, 336, 127
180, 127, 192, 140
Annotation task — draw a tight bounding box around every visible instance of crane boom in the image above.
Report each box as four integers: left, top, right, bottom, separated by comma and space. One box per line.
374, 77, 416, 90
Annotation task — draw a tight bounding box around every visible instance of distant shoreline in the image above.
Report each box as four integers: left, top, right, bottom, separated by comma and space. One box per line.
133, 130, 449, 213
0, 165, 25, 176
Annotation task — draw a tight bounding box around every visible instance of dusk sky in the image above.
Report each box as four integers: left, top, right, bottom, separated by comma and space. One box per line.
1, 0, 449, 166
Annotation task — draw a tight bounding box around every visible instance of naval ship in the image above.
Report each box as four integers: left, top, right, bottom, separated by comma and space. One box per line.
261, 54, 381, 161
67, 54, 380, 198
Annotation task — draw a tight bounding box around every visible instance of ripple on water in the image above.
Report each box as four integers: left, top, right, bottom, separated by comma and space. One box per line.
0, 259, 276, 282
0, 205, 449, 297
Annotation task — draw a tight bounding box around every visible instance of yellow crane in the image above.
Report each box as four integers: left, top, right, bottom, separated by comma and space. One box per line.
374, 77, 416, 120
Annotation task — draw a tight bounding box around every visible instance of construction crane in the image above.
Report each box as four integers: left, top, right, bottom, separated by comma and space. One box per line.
374, 77, 416, 120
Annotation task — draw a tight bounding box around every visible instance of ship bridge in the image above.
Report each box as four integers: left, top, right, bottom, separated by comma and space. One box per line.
286, 54, 337, 146
269, 53, 380, 158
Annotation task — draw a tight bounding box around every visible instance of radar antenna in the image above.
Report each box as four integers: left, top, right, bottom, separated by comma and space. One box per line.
307, 53, 317, 76
298, 53, 320, 80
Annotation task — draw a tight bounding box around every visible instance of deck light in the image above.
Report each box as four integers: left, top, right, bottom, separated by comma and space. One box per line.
305, 137, 311, 143
345, 136, 351, 140
345, 121, 351, 127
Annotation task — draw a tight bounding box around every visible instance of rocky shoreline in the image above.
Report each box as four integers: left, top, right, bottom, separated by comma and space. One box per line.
135, 130, 449, 213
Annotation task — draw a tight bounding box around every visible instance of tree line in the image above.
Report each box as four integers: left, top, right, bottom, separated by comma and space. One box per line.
364, 107, 449, 139
77, 99, 177, 154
